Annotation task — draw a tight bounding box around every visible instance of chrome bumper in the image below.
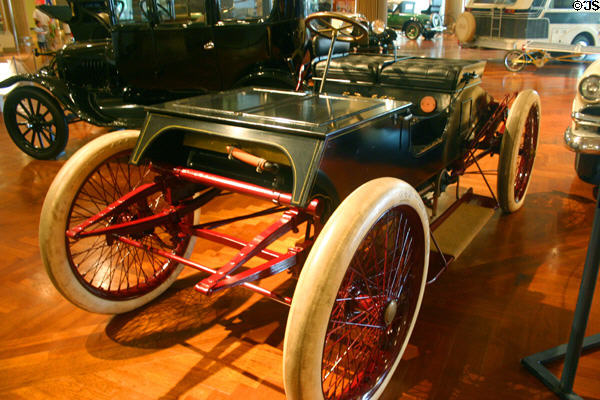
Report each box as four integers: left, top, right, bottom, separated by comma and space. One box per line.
564, 112, 600, 154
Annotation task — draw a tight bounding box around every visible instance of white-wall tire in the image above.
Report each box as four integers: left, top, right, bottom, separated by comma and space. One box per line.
284, 178, 429, 400
498, 90, 541, 213
39, 130, 198, 314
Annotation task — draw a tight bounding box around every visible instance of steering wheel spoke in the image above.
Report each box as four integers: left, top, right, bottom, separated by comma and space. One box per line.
306, 11, 368, 43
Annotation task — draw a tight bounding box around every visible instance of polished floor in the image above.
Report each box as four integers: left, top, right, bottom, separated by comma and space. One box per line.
0, 35, 599, 399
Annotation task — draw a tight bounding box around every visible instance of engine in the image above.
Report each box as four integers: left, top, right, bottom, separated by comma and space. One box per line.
55, 40, 118, 92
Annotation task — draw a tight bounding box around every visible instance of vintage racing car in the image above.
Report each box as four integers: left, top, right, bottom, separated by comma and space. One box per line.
38, 12, 541, 400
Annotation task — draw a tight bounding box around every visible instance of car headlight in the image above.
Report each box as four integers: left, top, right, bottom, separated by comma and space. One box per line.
579, 75, 600, 102
371, 20, 386, 35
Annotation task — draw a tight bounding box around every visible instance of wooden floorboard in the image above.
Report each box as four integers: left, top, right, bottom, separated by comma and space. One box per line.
0, 36, 598, 399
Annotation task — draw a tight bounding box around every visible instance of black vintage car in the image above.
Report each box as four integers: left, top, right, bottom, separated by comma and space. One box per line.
1, 0, 305, 159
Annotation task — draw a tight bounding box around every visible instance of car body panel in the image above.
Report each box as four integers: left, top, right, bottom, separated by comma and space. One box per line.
0, 0, 305, 128
565, 59, 600, 183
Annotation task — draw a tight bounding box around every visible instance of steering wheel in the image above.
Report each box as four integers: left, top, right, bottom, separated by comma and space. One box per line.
305, 12, 368, 43
155, 1, 170, 18
139, 0, 170, 20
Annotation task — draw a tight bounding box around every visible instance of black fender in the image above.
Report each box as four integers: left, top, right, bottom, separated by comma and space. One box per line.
0, 74, 124, 127
233, 67, 297, 90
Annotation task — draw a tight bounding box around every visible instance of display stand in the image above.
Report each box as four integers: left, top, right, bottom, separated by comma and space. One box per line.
521, 194, 600, 400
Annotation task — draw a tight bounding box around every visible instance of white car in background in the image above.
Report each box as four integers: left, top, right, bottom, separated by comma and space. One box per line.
564, 59, 600, 186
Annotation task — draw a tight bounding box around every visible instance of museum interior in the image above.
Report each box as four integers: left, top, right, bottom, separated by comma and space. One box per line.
0, 0, 599, 399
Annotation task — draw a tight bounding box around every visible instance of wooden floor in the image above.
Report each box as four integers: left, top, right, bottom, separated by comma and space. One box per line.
0, 36, 599, 399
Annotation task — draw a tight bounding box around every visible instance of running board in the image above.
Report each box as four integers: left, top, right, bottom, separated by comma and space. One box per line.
427, 186, 497, 283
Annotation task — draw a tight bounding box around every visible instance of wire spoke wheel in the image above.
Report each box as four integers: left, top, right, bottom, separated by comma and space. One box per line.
404, 21, 421, 40
504, 50, 527, 72
66, 150, 192, 300
513, 104, 539, 203
284, 178, 429, 400
321, 206, 425, 399
498, 90, 541, 213
40, 131, 198, 314
3, 86, 68, 159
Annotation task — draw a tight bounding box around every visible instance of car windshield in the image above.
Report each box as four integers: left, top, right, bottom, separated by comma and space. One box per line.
219, 0, 274, 21
306, 0, 354, 13
112, 0, 148, 23
113, 0, 207, 24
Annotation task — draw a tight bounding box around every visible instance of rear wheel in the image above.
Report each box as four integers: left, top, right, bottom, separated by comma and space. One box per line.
3, 86, 68, 159
284, 178, 429, 400
39, 130, 198, 314
404, 21, 421, 40
504, 50, 527, 72
498, 90, 541, 213
570, 33, 592, 61
422, 30, 436, 40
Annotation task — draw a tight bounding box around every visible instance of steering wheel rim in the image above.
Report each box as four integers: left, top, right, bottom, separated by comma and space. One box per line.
305, 12, 369, 43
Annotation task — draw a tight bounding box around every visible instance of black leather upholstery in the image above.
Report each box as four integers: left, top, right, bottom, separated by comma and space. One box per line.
380, 59, 484, 91
314, 54, 485, 92
314, 55, 396, 84
313, 37, 351, 57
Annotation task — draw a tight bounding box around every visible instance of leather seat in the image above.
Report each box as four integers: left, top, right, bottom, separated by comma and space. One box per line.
314, 54, 396, 84
380, 59, 483, 91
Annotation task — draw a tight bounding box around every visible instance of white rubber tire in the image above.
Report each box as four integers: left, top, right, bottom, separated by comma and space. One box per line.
430, 13, 442, 28
455, 11, 476, 43
498, 90, 541, 213
39, 130, 197, 314
283, 177, 429, 400
504, 50, 527, 72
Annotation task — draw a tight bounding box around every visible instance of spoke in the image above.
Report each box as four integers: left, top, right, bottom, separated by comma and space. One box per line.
39, 128, 52, 145
19, 100, 32, 118
388, 221, 411, 298
20, 127, 33, 140
335, 295, 385, 302
387, 212, 404, 297
329, 320, 386, 329
27, 97, 35, 117
323, 322, 374, 384
31, 129, 39, 147
36, 131, 47, 148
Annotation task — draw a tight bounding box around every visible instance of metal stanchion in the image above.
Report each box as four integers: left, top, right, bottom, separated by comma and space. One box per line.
521, 194, 600, 399
522, 125, 600, 399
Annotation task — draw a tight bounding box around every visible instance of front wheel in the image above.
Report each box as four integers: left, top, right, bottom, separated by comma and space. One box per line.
3, 86, 68, 159
504, 50, 527, 72
498, 90, 541, 213
39, 130, 198, 314
422, 30, 436, 40
570, 33, 592, 61
404, 21, 421, 40
284, 178, 429, 400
